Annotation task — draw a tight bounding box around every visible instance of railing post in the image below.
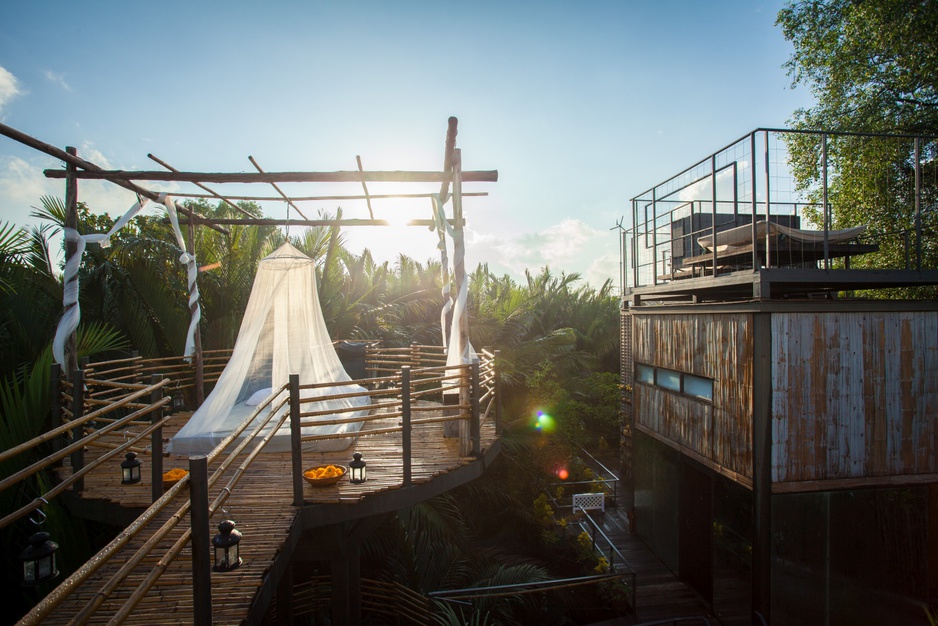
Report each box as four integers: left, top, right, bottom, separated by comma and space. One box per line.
470, 361, 481, 457
493, 350, 502, 434
71, 369, 85, 493
914, 136, 922, 272
50, 363, 62, 461
189, 455, 212, 626
289, 375, 304, 507
401, 366, 412, 487
410, 341, 419, 368
131, 350, 140, 384
150, 374, 164, 503
822, 133, 830, 269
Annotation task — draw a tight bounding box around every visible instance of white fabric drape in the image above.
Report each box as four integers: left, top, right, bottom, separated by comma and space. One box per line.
158, 194, 201, 361
431, 194, 475, 372
52, 195, 203, 367
169, 242, 369, 455
432, 195, 455, 351
52, 198, 149, 366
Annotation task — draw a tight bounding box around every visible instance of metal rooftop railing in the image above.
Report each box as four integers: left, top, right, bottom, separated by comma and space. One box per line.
620, 128, 937, 295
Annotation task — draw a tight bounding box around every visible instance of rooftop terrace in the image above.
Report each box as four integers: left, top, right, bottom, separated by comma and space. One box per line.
620, 128, 938, 303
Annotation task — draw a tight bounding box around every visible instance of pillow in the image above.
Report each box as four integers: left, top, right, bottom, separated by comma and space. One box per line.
245, 387, 273, 406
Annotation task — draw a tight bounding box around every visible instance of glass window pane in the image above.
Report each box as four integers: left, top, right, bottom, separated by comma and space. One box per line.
636, 363, 654, 384
657, 368, 681, 391
684, 374, 713, 400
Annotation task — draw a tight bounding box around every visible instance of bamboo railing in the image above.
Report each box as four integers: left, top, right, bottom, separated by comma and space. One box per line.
8, 345, 501, 626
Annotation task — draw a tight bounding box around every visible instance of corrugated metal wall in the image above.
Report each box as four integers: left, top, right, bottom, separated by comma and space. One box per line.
633, 313, 754, 481
772, 310, 938, 484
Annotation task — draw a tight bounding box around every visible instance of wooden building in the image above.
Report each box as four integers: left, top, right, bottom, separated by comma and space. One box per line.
620, 129, 938, 625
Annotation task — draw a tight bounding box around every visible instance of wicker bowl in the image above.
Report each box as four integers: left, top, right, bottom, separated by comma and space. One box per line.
162, 469, 188, 491
303, 465, 347, 487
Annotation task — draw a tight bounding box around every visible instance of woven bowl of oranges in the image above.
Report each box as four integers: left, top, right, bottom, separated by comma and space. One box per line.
303, 464, 347, 487
162, 468, 188, 490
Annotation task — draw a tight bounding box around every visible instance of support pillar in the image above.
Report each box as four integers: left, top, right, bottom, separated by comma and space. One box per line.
752, 312, 772, 624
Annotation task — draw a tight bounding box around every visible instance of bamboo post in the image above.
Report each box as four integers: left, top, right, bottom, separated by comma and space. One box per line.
0, 121, 228, 235
50, 363, 62, 460
452, 149, 471, 457
401, 367, 412, 487
70, 369, 85, 493
494, 350, 502, 434
189, 455, 212, 626
150, 374, 164, 503
64, 147, 79, 374
289, 374, 303, 507
470, 361, 480, 457
186, 217, 205, 407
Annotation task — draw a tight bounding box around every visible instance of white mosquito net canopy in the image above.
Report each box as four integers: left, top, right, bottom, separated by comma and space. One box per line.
169, 242, 369, 456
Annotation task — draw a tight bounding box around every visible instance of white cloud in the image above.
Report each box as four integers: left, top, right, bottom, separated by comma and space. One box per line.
0, 65, 24, 113
465, 218, 617, 288
78, 142, 114, 170
0, 153, 171, 229
43, 70, 71, 91
0, 156, 61, 225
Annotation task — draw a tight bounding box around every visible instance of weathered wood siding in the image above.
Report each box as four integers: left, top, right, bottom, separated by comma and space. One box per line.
633, 313, 753, 480
772, 311, 938, 483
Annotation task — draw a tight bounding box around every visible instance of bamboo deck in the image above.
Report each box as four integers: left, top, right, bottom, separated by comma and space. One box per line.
39, 402, 498, 625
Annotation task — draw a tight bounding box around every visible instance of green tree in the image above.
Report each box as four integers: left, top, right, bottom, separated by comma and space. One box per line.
777, 0, 938, 295
778, 0, 938, 134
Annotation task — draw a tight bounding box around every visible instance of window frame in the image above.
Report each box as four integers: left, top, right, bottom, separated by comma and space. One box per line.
633, 362, 714, 403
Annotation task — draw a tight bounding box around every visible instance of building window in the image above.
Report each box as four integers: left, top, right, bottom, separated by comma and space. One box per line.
656, 368, 681, 392
683, 374, 714, 400
636, 363, 655, 385
634, 363, 714, 402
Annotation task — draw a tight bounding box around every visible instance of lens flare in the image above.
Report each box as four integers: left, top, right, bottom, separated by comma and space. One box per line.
533, 410, 555, 433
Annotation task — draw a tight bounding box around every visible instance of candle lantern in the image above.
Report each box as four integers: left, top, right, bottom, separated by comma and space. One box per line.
349, 452, 367, 484
120, 452, 142, 484
19, 531, 59, 586
212, 520, 242, 572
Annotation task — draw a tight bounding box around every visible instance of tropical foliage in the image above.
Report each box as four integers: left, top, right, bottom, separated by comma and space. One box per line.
0, 196, 622, 623
777, 0, 938, 296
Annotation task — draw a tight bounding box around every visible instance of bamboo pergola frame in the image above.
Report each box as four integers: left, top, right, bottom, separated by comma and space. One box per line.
2, 117, 502, 624
0, 115, 495, 411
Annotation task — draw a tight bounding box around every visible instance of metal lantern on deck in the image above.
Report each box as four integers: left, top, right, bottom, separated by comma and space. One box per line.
212, 520, 242, 572
120, 452, 142, 484
349, 452, 366, 484
19, 531, 59, 586
173, 392, 186, 413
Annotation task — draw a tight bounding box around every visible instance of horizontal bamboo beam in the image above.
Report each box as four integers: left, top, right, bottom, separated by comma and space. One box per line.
44, 169, 499, 184
171, 190, 488, 202
0, 122, 229, 236
165, 217, 464, 228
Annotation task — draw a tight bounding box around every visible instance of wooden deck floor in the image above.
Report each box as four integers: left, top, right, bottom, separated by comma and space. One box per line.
37, 402, 497, 625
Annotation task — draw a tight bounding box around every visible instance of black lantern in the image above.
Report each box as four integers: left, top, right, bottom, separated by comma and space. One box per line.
212, 520, 242, 572
19, 531, 59, 586
120, 452, 142, 484
173, 393, 186, 413
349, 452, 366, 484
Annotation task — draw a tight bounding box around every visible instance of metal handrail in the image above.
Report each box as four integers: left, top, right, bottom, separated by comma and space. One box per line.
575, 507, 637, 610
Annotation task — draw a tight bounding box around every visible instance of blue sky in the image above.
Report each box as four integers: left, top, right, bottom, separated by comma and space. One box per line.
0, 0, 812, 289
